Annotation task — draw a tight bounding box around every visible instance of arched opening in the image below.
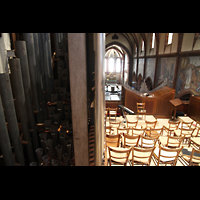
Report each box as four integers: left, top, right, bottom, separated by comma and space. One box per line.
105, 45, 123, 85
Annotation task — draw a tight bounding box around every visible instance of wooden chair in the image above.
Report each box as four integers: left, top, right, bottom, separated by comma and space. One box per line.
163, 120, 180, 136
132, 146, 155, 166
189, 137, 200, 149
145, 127, 163, 138
117, 127, 130, 136
122, 133, 140, 148
179, 121, 193, 130
179, 148, 200, 166
126, 121, 138, 129
108, 146, 132, 166
109, 108, 117, 121
110, 121, 121, 128
110, 121, 121, 134
174, 127, 195, 144
106, 134, 121, 147
144, 120, 157, 129
160, 135, 185, 148
106, 134, 121, 165
138, 135, 158, 148
132, 127, 146, 136
153, 145, 183, 166
137, 103, 146, 120
191, 121, 200, 137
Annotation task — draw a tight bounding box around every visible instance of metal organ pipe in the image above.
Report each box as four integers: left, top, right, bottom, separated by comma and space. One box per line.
0, 96, 15, 166
9, 58, 35, 163
0, 35, 25, 165
33, 33, 47, 120
15, 41, 39, 151
0, 73, 25, 166
23, 33, 42, 123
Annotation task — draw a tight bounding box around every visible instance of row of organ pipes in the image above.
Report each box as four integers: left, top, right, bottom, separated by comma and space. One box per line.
0, 33, 73, 166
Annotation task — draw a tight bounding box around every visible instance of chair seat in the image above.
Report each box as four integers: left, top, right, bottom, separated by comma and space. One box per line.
190, 137, 200, 146
108, 147, 131, 165
159, 136, 181, 148
132, 150, 151, 165
138, 138, 154, 148
174, 130, 191, 138
154, 147, 177, 162
159, 136, 167, 146
181, 154, 200, 164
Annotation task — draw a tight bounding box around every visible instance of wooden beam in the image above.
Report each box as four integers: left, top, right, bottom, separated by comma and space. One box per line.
68, 33, 89, 166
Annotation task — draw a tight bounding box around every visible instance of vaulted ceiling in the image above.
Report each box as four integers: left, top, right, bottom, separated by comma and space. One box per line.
105, 33, 159, 56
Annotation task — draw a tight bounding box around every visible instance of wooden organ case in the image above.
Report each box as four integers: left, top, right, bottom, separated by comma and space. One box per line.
123, 85, 175, 118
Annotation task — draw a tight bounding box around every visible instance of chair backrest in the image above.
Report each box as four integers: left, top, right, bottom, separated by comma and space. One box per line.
109, 108, 117, 114
123, 134, 140, 148
194, 121, 200, 137
179, 121, 193, 129
168, 120, 180, 130
180, 127, 195, 137
139, 135, 158, 148
145, 120, 157, 129
132, 146, 155, 166
148, 127, 163, 139
127, 121, 138, 129
110, 121, 121, 129
166, 135, 185, 148
117, 127, 130, 135
189, 148, 200, 166
108, 146, 132, 166
132, 127, 146, 136
109, 108, 117, 120
137, 103, 145, 110
106, 134, 121, 147
156, 145, 183, 166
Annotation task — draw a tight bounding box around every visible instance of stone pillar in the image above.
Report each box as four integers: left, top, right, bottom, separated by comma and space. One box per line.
68, 33, 89, 166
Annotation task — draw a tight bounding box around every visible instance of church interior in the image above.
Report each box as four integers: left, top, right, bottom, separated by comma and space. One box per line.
0, 33, 200, 166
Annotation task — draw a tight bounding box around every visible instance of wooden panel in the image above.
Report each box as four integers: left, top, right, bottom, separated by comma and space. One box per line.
188, 96, 200, 122
156, 93, 175, 117
125, 90, 142, 113
123, 85, 175, 118
106, 101, 123, 114
142, 98, 157, 114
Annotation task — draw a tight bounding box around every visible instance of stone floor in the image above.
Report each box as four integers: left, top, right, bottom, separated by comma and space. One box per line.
105, 115, 200, 166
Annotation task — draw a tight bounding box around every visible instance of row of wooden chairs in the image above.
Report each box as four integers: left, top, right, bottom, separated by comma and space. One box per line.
106, 133, 185, 166
107, 118, 200, 146
106, 133, 200, 166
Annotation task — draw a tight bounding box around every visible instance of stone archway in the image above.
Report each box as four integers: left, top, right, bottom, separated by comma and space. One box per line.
106, 41, 133, 87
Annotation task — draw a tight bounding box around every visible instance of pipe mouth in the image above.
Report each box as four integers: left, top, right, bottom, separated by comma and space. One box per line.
46, 139, 53, 143
55, 144, 63, 150
42, 155, 49, 160
35, 148, 43, 154
30, 162, 37, 166
63, 153, 69, 158
52, 160, 59, 165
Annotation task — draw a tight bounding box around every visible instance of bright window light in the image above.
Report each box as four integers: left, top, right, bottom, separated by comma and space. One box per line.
168, 33, 173, 44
